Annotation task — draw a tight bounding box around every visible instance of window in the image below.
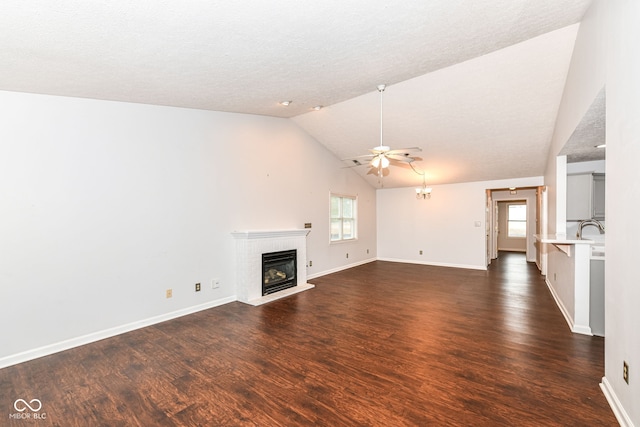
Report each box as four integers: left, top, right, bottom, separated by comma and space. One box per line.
507, 204, 527, 238
330, 194, 357, 242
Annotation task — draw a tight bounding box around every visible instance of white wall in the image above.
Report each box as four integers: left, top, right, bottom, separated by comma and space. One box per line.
544, 0, 607, 237
542, 0, 640, 424
0, 90, 376, 367
542, 0, 607, 342
604, 0, 640, 424
377, 177, 542, 270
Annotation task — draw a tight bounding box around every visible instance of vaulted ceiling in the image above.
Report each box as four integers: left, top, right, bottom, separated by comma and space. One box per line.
0, 0, 599, 187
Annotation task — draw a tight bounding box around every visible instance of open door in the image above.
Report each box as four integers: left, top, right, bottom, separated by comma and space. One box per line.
492, 203, 499, 259
486, 190, 499, 264
486, 190, 492, 266
535, 185, 547, 274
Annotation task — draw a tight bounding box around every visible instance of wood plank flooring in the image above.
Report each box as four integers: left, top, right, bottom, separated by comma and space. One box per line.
1, 253, 617, 426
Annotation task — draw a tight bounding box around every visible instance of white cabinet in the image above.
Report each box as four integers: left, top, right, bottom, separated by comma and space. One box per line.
567, 173, 605, 221
592, 173, 605, 220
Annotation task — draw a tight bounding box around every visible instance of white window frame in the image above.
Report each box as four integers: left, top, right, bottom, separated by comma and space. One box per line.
330, 194, 357, 243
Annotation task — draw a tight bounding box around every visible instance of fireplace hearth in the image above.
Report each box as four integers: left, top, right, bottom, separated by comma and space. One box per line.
262, 250, 297, 295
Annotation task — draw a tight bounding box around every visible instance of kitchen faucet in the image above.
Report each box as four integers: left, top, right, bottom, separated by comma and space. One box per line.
576, 219, 605, 239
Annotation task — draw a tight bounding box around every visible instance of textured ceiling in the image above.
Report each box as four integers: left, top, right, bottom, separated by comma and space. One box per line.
294, 25, 581, 187
560, 88, 606, 163
0, 0, 595, 187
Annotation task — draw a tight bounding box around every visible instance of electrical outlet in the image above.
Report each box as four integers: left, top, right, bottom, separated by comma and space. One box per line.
419, 250, 423, 255
166, 289, 172, 298
309, 260, 313, 267
623, 361, 629, 384
554, 273, 557, 281
346, 253, 349, 259
367, 249, 369, 254
195, 283, 201, 292
212, 278, 220, 289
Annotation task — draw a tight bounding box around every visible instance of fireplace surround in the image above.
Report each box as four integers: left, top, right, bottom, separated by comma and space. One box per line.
231, 229, 314, 306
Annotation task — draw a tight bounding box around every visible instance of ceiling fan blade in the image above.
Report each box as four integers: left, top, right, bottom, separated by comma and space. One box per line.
365, 166, 390, 177
342, 162, 362, 168
342, 155, 379, 167
386, 154, 416, 162
385, 147, 422, 155
342, 154, 375, 161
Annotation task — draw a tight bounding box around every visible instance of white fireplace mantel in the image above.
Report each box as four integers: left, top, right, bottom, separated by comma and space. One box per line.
231, 229, 311, 240
231, 229, 314, 306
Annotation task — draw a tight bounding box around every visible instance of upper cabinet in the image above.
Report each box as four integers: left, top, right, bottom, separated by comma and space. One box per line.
592, 173, 605, 220
567, 173, 606, 221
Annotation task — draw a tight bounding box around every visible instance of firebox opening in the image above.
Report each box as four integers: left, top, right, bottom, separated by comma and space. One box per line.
262, 250, 297, 296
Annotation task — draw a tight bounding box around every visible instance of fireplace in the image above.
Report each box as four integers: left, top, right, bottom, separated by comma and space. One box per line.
262, 250, 297, 295
231, 229, 314, 306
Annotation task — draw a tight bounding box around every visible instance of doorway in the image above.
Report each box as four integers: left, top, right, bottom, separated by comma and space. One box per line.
486, 186, 542, 265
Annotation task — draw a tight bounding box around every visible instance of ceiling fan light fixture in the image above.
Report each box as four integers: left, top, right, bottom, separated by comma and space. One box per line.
341, 84, 422, 180
371, 154, 390, 169
380, 155, 390, 168
279, 100, 292, 106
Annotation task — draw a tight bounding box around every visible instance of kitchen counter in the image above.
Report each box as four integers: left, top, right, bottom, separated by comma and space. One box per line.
534, 234, 605, 260
534, 234, 595, 244
534, 234, 593, 257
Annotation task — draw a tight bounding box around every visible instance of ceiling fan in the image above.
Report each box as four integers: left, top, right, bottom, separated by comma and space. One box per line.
343, 84, 421, 177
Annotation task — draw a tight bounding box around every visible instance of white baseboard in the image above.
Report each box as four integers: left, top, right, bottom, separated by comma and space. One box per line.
571, 324, 593, 335
307, 258, 376, 280
0, 296, 236, 370
377, 257, 487, 271
600, 376, 635, 427
544, 277, 575, 331
308, 258, 486, 281
544, 277, 593, 336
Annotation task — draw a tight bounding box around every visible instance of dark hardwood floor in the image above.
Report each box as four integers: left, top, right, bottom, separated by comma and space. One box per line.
1, 253, 617, 426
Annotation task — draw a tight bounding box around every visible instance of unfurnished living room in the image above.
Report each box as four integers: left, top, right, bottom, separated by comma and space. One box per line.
1, 1, 638, 426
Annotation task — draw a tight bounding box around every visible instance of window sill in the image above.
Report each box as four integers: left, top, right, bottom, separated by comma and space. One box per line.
330, 238, 358, 245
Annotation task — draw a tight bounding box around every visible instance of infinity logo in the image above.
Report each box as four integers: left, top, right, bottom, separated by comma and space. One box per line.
14, 398, 42, 412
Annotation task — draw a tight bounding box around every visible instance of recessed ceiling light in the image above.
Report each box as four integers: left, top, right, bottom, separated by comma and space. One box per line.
279, 101, 292, 106
509, 187, 516, 190
313, 105, 323, 111
595, 144, 606, 148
